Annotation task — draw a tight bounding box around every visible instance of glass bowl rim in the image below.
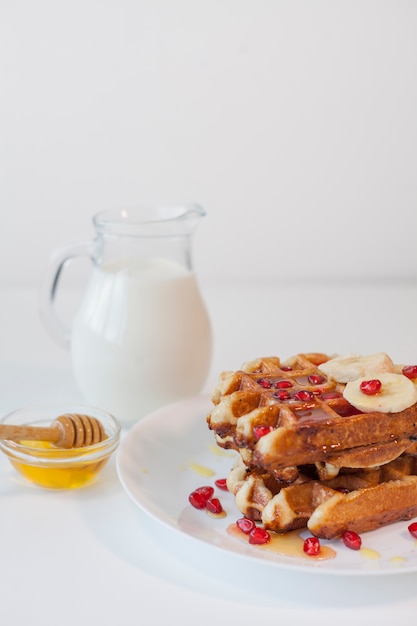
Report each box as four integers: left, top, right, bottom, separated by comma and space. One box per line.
0, 402, 121, 461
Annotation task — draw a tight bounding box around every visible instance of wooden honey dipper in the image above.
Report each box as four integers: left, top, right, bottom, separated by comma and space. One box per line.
0, 413, 106, 448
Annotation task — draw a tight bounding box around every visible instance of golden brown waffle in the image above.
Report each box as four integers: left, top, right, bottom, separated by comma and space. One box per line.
208, 352, 417, 539
207, 353, 417, 474
227, 454, 417, 538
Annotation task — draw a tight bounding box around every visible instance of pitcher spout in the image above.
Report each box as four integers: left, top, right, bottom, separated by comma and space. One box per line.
178, 203, 206, 233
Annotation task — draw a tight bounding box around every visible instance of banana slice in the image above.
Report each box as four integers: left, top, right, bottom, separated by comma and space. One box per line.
343, 372, 417, 413
318, 353, 395, 383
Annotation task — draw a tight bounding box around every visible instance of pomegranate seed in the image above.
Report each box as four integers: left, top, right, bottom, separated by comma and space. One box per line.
236, 517, 256, 534
308, 374, 326, 385
281, 366, 293, 371
189, 491, 207, 509
188, 486, 214, 509
274, 390, 291, 401
360, 379, 382, 395
275, 380, 293, 389
293, 390, 315, 402
342, 530, 362, 550
303, 536, 321, 556
194, 485, 214, 499
249, 527, 271, 545
215, 478, 228, 490
206, 498, 223, 515
254, 425, 273, 440
257, 378, 272, 388
408, 522, 417, 538
403, 365, 417, 380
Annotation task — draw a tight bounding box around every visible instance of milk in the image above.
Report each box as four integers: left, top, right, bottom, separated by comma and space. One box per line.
70, 258, 212, 424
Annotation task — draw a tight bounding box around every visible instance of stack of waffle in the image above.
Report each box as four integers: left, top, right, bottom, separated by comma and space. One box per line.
206, 353, 417, 539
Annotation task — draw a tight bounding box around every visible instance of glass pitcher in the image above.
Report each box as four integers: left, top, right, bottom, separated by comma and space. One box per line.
40, 205, 213, 425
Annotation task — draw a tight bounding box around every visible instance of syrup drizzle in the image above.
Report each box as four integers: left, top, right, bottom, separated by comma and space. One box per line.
207, 509, 227, 519
389, 555, 406, 565
188, 461, 216, 477
226, 524, 336, 561
359, 547, 380, 560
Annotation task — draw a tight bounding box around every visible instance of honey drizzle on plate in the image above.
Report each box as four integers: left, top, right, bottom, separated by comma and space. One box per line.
188, 461, 216, 477
359, 547, 380, 560
226, 524, 336, 561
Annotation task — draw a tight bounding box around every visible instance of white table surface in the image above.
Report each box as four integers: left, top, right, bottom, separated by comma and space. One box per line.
1, 280, 417, 626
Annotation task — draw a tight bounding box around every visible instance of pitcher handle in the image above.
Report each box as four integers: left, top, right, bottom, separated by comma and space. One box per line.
39, 241, 95, 348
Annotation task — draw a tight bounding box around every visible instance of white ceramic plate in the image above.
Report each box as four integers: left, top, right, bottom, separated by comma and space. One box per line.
116, 395, 417, 575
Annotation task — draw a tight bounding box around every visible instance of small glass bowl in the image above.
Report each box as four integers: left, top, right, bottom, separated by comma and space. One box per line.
0, 403, 121, 489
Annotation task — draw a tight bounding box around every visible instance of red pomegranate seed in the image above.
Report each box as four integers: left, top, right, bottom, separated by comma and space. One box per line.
215, 478, 228, 490
308, 374, 326, 385
188, 486, 214, 509
360, 379, 382, 395
257, 378, 272, 388
303, 536, 321, 556
254, 425, 273, 440
195, 485, 214, 499
236, 517, 256, 534
206, 497, 223, 515
189, 491, 207, 509
281, 366, 293, 371
274, 390, 291, 401
342, 530, 362, 550
275, 380, 293, 389
403, 365, 417, 380
293, 390, 315, 402
408, 522, 417, 538
249, 527, 271, 545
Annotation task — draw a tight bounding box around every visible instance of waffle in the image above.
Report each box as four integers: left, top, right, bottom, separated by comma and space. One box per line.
226, 454, 417, 539
207, 353, 417, 475
207, 352, 417, 539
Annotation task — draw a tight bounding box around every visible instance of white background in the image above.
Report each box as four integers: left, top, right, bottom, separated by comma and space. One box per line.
2, 7, 417, 621
1, 0, 417, 289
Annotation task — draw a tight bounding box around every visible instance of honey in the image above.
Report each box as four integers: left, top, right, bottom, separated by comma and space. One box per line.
359, 547, 380, 560
227, 524, 336, 560
188, 461, 216, 477
206, 509, 227, 519
390, 555, 406, 565
8, 440, 110, 489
